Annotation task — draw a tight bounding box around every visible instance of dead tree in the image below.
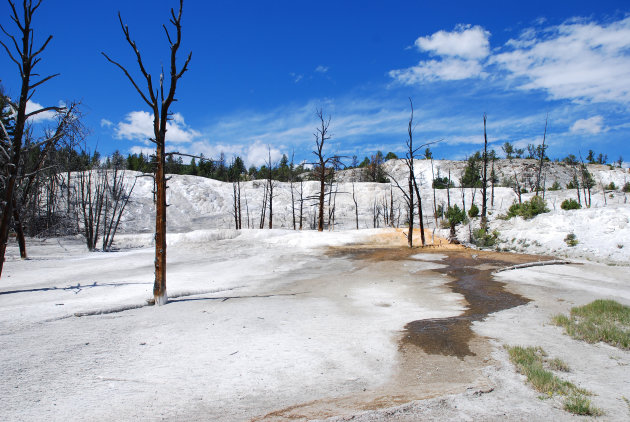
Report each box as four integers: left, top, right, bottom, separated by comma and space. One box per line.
10, 104, 80, 258
490, 152, 496, 208
103, 0, 191, 305
265, 147, 277, 229
0, 0, 74, 276
259, 181, 268, 228
298, 179, 304, 230
388, 99, 434, 247
101, 168, 136, 251
481, 113, 489, 221
76, 170, 106, 251
535, 115, 548, 196
351, 181, 359, 229
289, 152, 296, 230
430, 158, 438, 227
312, 109, 336, 232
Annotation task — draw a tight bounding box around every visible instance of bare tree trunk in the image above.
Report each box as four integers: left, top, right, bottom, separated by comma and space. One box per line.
491, 155, 496, 208
299, 180, 304, 230
447, 169, 451, 209
0, 1, 70, 277
408, 175, 414, 247
313, 109, 334, 232
290, 152, 296, 230
430, 159, 438, 228
481, 113, 488, 222
352, 182, 359, 229
389, 187, 394, 227
535, 115, 548, 196
412, 177, 425, 246
259, 182, 268, 229
103, 0, 192, 305
12, 204, 26, 259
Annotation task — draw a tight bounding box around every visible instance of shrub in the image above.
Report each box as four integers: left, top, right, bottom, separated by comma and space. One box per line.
607, 182, 617, 190
623, 182, 630, 193
506, 196, 549, 220
446, 205, 466, 238
548, 181, 562, 191
468, 203, 479, 218
432, 176, 454, 189
561, 198, 581, 210
473, 228, 499, 248
564, 233, 578, 247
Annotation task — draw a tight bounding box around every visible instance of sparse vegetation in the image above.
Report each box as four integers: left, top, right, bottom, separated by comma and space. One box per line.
446, 205, 466, 239
506, 345, 601, 416
505, 196, 549, 220
432, 176, 454, 189
552, 300, 630, 350
468, 203, 479, 218
623, 182, 630, 193
561, 198, 581, 210
606, 182, 617, 191
473, 227, 499, 248
564, 233, 578, 247
548, 181, 562, 191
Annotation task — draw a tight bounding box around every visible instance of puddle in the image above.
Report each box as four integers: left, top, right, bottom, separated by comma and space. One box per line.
329, 246, 552, 359
402, 251, 551, 358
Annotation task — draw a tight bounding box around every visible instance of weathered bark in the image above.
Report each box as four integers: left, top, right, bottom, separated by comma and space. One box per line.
103, 0, 191, 305
535, 115, 548, 197
481, 113, 488, 222
298, 180, 304, 230
313, 109, 332, 232
0, 0, 64, 277
351, 182, 359, 229
412, 176, 425, 246
408, 175, 414, 247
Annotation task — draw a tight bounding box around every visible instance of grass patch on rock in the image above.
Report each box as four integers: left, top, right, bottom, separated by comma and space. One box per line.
552, 300, 630, 350
506, 345, 602, 416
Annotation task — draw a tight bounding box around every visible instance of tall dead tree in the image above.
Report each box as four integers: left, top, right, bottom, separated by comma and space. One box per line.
481, 113, 489, 222
388, 99, 434, 247
0, 0, 76, 277
351, 181, 359, 229
313, 109, 336, 232
289, 151, 296, 230
103, 0, 191, 305
265, 147, 277, 229
535, 115, 548, 197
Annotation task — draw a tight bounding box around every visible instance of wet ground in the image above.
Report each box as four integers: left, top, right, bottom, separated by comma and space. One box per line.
331, 246, 552, 359
258, 245, 554, 420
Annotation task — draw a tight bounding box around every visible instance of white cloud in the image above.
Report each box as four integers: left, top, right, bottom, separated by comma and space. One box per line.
25, 100, 56, 122
290, 72, 303, 83
389, 57, 485, 84
114, 110, 200, 144
493, 17, 630, 103
414, 24, 491, 59
246, 140, 283, 167
570, 116, 605, 134
390, 24, 490, 84
100, 119, 113, 128
315, 65, 329, 73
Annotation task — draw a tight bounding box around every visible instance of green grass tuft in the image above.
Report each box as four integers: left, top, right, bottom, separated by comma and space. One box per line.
552, 300, 630, 350
564, 394, 603, 416
506, 345, 601, 416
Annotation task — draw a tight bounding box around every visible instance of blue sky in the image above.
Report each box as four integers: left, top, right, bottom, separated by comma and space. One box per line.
2, 0, 629, 167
